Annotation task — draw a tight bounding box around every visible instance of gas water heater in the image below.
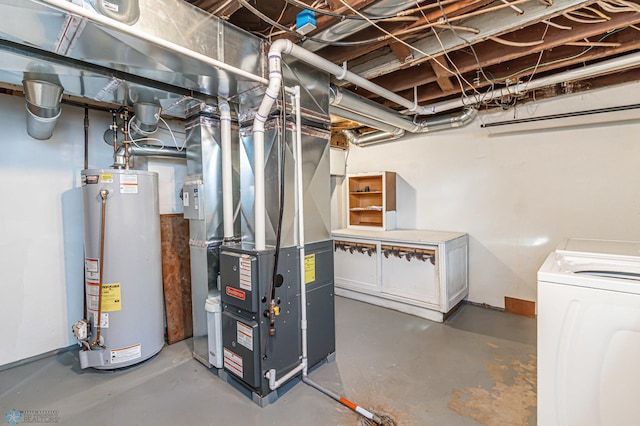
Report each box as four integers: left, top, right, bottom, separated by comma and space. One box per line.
74, 169, 164, 369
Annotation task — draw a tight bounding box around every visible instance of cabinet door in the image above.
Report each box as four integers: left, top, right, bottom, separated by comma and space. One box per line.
334, 240, 378, 291
380, 244, 440, 307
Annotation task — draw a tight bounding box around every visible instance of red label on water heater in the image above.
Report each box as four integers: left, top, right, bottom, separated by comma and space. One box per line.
226, 287, 246, 301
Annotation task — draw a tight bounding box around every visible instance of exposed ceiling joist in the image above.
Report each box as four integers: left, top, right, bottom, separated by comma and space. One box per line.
189, 0, 640, 129
367, 10, 640, 96
403, 28, 640, 105
348, 0, 599, 80
318, 0, 493, 64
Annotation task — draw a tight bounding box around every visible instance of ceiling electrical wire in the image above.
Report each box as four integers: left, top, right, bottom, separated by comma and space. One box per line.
267, 1, 289, 38
433, 0, 496, 107
522, 23, 550, 89
236, 0, 407, 46
494, 27, 626, 83
489, 36, 545, 47
542, 19, 572, 30
416, 2, 480, 101
333, 0, 473, 101
598, 0, 640, 13
283, 0, 455, 21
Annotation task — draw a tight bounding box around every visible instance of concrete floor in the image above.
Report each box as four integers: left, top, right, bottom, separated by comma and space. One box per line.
0, 297, 536, 425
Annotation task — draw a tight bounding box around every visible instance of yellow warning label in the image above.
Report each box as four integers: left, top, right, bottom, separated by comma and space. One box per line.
304, 254, 316, 284
101, 283, 122, 312
100, 173, 113, 183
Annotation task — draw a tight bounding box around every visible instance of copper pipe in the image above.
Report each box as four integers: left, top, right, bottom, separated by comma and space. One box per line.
111, 110, 118, 153
122, 110, 131, 169
93, 188, 109, 348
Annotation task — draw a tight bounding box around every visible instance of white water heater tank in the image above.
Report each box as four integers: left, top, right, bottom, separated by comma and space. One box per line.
79, 169, 164, 369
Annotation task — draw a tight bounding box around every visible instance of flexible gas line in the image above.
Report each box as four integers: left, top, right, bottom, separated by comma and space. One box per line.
92, 189, 109, 348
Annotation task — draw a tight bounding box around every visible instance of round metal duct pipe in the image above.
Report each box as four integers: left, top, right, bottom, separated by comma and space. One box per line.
22, 80, 63, 140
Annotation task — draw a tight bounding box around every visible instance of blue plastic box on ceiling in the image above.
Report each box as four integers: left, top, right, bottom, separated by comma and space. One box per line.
296, 10, 316, 35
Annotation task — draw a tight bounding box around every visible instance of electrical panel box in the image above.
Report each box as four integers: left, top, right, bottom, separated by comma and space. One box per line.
182, 181, 205, 220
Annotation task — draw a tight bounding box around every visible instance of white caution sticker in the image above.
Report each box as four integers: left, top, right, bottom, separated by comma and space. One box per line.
93, 312, 109, 328
119, 174, 138, 194
224, 348, 243, 378
85, 258, 99, 281
237, 322, 253, 351
87, 295, 99, 312
239, 256, 252, 291
110, 344, 142, 364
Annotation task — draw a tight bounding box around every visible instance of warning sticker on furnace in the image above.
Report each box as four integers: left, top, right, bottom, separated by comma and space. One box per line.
239, 257, 252, 291
304, 254, 316, 284
237, 322, 253, 351
224, 347, 243, 378
111, 344, 141, 364
101, 283, 122, 312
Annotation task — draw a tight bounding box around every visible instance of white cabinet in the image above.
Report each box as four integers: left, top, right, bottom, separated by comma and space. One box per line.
333, 229, 469, 322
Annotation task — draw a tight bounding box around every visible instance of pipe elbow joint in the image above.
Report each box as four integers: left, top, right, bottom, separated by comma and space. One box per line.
269, 39, 292, 58
113, 145, 127, 167
218, 99, 231, 117
452, 107, 478, 127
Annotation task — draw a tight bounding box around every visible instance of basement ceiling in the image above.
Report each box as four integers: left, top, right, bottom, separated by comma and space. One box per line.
187, 0, 640, 112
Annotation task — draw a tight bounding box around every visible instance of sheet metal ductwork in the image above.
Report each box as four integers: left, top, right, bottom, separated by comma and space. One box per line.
300, 0, 428, 53
22, 79, 63, 140
330, 84, 478, 146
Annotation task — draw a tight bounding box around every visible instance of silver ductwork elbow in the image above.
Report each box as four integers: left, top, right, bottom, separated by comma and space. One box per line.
421, 107, 478, 132
343, 129, 406, 147
113, 145, 127, 168
22, 80, 63, 140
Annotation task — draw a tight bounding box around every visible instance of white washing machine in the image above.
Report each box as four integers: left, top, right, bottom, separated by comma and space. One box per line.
538, 238, 640, 426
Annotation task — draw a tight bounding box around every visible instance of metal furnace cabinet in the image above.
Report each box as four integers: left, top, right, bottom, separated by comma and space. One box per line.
332, 229, 468, 322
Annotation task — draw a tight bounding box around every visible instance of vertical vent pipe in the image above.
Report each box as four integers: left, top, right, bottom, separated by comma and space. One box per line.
219, 99, 234, 241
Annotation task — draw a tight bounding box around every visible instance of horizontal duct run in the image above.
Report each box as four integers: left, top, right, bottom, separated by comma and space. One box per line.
114, 144, 186, 168
329, 84, 477, 146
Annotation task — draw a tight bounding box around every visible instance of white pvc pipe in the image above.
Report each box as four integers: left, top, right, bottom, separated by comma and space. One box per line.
429, 51, 640, 113
269, 39, 436, 115
219, 99, 234, 240
266, 362, 305, 391
252, 53, 284, 250
38, 0, 268, 86
263, 86, 309, 391
294, 86, 309, 376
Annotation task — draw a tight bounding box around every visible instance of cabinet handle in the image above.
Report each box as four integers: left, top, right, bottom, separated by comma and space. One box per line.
381, 245, 436, 264
335, 240, 377, 256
